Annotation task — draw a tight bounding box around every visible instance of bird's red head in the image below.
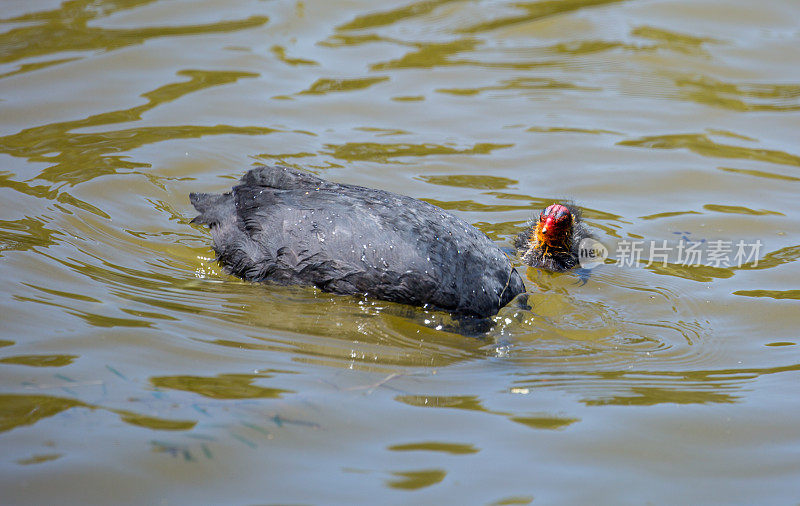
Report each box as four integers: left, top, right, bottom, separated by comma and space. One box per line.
535, 204, 573, 249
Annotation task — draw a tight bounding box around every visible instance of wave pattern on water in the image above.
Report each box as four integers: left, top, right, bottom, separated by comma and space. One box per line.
2, 0, 800, 502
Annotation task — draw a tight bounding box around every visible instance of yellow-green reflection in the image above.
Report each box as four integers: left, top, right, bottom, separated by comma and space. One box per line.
437, 77, 596, 96
386, 469, 447, 490
734, 289, 800, 300
202, 302, 490, 370
418, 174, 518, 190
0, 354, 77, 367
527, 126, 621, 135
583, 386, 738, 406
632, 26, 718, 52
39, 238, 491, 370
270, 45, 318, 66
64, 309, 153, 328
618, 133, 800, 167
22, 283, 101, 304
739, 245, 800, 271
704, 204, 783, 216
490, 495, 534, 505
547, 40, 626, 56
318, 33, 389, 48
369, 37, 567, 70
644, 262, 734, 282
299, 76, 389, 95
337, 0, 461, 31
119, 308, 179, 321
514, 364, 800, 407
0, 393, 198, 433
472, 220, 527, 241
113, 410, 196, 431
1, 0, 268, 70
422, 199, 532, 213
639, 210, 703, 220
391, 95, 425, 102
719, 166, 800, 182
16, 454, 62, 465
0, 70, 265, 186
255, 151, 318, 163
151, 373, 292, 399
510, 415, 579, 430
0, 394, 88, 433
396, 395, 504, 414
354, 127, 411, 136
675, 76, 800, 112
0, 173, 107, 218
324, 142, 512, 162
0, 57, 80, 80
706, 129, 758, 142
0, 217, 61, 253
456, 0, 626, 34
388, 441, 479, 454
370, 38, 481, 70
481, 198, 621, 222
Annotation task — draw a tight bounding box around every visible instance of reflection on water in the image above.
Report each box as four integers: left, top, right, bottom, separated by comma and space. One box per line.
455, 0, 627, 34
418, 174, 518, 190
325, 141, 512, 161
510, 415, 578, 430
437, 76, 598, 96
0, 354, 77, 367
619, 133, 800, 167
675, 75, 800, 112
0, 393, 195, 433
0, 215, 61, 252
582, 386, 737, 405
2, 0, 800, 503
734, 288, 800, 300
299, 76, 389, 95
388, 441, 480, 454
0, 69, 266, 186
0, 0, 268, 75
397, 393, 580, 429
386, 468, 447, 490
151, 372, 293, 399
0, 394, 86, 433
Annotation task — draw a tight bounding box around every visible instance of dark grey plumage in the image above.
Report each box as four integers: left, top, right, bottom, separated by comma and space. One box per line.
190, 165, 525, 318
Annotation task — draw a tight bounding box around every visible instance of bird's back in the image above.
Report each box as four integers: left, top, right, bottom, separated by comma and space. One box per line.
191, 166, 524, 318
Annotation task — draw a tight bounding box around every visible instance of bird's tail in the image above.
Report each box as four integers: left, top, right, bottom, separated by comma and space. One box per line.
189, 192, 234, 226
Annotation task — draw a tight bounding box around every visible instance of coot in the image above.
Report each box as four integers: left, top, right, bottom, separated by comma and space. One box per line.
515, 203, 590, 271
190, 165, 526, 318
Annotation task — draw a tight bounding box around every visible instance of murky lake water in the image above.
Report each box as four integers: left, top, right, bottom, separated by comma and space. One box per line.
2, 0, 799, 503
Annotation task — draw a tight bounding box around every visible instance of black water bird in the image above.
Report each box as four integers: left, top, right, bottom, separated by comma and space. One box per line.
190, 165, 527, 318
